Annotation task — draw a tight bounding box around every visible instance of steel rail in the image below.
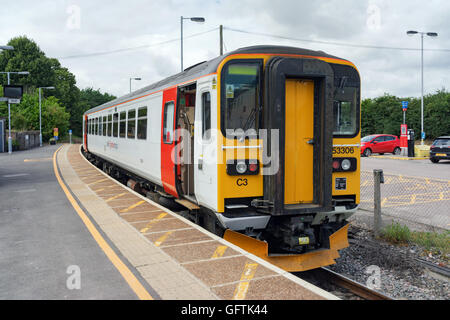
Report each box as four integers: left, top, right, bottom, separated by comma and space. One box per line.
318, 267, 394, 300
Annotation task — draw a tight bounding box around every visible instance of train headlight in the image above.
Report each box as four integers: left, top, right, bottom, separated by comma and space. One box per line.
236, 161, 247, 174
341, 159, 351, 171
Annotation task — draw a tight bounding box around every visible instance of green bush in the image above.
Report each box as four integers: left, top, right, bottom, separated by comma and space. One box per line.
381, 222, 411, 243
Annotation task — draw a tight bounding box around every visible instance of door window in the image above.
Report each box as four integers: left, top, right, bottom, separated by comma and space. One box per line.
202, 92, 211, 140
163, 102, 175, 143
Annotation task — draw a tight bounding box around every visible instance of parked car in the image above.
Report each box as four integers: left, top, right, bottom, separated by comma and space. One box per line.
430, 136, 450, 163
361, 134, 401, 157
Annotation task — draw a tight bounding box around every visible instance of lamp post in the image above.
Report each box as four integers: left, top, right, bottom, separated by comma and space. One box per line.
406, 30, 438, 145
129, 77, 141, 93
0, 71, 29, 154
180, 16, 205, 71
38, 86, 55, 147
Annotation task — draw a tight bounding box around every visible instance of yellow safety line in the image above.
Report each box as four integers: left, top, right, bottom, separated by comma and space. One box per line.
106, 193, 127, 202
211, 245, 228, 258
154, 231, 173, 247
87, 178, 109, 186
121, 200, 146, 213
139, 213, 168, 233
232, 262, 258, 300
53, 146, 153, 300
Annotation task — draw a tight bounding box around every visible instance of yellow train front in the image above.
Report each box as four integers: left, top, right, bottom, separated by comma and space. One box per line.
214, 46, 360, 272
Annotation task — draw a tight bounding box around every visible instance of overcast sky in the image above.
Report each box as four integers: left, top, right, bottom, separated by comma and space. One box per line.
2, 0, 449, 99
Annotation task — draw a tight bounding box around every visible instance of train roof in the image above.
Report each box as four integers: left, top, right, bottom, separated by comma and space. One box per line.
84, 45, 346, 115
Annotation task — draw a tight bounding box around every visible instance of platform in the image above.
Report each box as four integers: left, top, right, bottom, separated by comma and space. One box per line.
56, 144, 338, 300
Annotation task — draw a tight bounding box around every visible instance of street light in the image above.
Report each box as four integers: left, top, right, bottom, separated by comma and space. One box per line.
38, 86, 55, 147
406, 30, 438, 145
180, 16, 205, 71
0, 71, 30, 154
129, 77, 141, 93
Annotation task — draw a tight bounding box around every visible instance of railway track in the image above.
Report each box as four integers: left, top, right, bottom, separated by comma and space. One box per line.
295, 267, 394, 300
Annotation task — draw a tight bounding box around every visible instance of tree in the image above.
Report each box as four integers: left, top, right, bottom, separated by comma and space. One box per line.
361, 90, 450, 140
0, 36, 80, 134
10, 91, 70, 141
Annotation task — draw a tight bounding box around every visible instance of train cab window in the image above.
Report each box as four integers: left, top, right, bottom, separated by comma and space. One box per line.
221, 61, 262, 137
103, 116, 107, 136
119, 111, 126, 138
127, 109, 136, 139
107, 114, 112, 137
113, 113, 118, 137
163, 102, 175, 143
137, 107, 147, 140
202, 92, 211, 140
333, 86, 358, 136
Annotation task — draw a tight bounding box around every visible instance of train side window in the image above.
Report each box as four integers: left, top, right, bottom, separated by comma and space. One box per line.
127, 109, 136, 139
95, 117, 99, 135
107, 114, 112, 137
119, 111, 126, 138
113, 113, 118, 137
137, 107, 147, 140
163, 102, 174, 144
103, 116, 107, 136
202, 92, 211, 140
88, 119, 91, 134
99, 116, 103, 136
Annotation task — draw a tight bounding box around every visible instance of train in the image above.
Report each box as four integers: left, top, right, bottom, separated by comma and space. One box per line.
82, 45, 361, 272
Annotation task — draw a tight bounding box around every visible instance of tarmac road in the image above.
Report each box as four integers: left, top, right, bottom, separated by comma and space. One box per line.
361, 157, 450, 180
0, 145, 138, 299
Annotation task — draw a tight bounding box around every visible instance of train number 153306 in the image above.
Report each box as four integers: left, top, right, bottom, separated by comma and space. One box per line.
332, 146, 355, 155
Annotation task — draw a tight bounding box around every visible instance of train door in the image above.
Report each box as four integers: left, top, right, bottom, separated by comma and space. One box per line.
284, 79, 314, 204
177, 83, 197, 199
84, 114, 88, 151
161, 87, 178, 197
194, 80, 216, 209
263, 57, 333, 214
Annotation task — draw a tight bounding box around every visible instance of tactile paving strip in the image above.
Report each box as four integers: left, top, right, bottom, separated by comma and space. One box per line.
58, 144, 338, 300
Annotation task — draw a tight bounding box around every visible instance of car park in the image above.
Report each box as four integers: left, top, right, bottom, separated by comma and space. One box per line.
429, 136, 450, 163
361, 134, 401, 157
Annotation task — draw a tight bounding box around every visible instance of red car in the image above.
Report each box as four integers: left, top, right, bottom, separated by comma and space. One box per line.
361, 134, 401, 157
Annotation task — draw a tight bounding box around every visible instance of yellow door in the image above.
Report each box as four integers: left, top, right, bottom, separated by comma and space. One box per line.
284, 79, 314, 204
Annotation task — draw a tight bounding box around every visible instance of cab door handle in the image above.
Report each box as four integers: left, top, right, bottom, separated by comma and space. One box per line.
307, 139, 314, 145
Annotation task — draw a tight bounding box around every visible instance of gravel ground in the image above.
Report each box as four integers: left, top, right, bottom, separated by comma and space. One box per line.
328, 225, 449, 300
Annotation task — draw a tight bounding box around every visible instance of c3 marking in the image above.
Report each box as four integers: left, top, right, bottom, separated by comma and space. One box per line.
236, 178, 248, 186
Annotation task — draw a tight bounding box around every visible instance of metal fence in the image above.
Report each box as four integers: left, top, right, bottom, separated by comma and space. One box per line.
360, 170, 450, 231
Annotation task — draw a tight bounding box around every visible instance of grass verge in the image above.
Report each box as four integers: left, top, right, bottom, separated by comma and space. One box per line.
381, 222, 450, 257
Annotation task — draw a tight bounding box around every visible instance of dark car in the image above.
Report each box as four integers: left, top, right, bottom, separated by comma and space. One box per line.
361, 134, 401, 157
430, 136, 450, 163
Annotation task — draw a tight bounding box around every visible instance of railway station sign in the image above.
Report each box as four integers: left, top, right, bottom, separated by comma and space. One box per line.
401, 101, 408, 111
3, 85, 23, 99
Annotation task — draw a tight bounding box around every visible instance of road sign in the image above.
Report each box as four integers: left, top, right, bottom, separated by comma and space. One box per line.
421, 132, 425, 140
8, 98, 20, 104
401, 101, 408, 111
69, 129, 72, 134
